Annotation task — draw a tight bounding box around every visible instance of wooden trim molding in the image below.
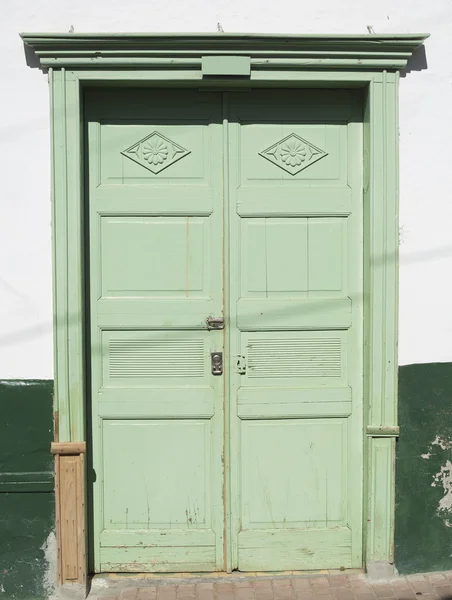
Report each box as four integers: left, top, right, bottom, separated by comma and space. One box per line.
51, 441, 87, 455
366, 426, 400, 437
20, 31, 428, 592
21, 32, 428, 70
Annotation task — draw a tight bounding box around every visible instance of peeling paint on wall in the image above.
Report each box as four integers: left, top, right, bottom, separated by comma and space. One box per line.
421, 436, 452, 459
421, 436, 452, 516
396, 363, 452, 574
431, 436, 452, 451
432, 460, 452, 512
41, 531, 56, 600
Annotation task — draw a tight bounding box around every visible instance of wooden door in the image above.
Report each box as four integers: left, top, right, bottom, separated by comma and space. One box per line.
86, 90, 225, 572
227, 89, 364, 570
87, 87, 364, 573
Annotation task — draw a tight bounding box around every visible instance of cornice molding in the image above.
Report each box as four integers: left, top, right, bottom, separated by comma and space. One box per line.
21, 32, 429, 70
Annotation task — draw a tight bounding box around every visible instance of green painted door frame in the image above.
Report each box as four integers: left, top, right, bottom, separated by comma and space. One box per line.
21, 32, 428, 583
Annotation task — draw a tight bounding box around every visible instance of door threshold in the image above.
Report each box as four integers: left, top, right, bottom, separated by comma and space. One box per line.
92, 568, 364, 583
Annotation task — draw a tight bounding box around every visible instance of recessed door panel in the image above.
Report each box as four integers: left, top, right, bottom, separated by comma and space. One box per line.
240, 419, 347, 528
100, 216, 209, 298
102, 420, 212, 528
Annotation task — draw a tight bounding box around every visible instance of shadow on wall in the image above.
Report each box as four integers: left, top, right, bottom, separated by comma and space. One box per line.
24, 43, 41, 69
395, 363, 452, 574
400, 44, 428, 77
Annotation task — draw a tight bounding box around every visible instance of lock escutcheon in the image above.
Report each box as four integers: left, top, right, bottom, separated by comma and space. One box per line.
211, 352, 223, 375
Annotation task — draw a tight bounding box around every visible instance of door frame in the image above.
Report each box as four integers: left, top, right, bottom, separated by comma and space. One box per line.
21, 32, 428, 595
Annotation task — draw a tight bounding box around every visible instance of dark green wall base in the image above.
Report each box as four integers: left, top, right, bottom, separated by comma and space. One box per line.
1, 367, 451, 590
0, 494, 55, 600
395, 363, 452, 574
0, 380, 55, 600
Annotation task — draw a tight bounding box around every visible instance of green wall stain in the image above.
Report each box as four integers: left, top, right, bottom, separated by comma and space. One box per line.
0, 380, 54, 599
395, 363, 452, 574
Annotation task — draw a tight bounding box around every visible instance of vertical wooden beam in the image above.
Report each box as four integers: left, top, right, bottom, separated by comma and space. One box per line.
54, 452, 61, 586
52, 442, 86, 589
50, 67, 85, 444
365, 72, 400, 579
50, 68, 87, 596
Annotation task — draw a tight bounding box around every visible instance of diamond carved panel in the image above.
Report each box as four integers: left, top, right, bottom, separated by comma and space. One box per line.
121, 131, 190, 174
259, 133, 328, 175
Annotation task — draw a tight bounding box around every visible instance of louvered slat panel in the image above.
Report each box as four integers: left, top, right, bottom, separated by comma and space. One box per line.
109, 338, 205, 378
247, 337, 341, 378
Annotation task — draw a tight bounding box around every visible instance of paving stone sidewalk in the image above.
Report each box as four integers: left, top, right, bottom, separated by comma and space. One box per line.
89, 571, 452, 600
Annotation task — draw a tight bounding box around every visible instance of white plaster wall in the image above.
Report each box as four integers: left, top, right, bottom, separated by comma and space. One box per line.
0, 0, 451, 378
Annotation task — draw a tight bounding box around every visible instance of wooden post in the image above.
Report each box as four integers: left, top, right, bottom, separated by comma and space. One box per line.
52, 442, 86, 589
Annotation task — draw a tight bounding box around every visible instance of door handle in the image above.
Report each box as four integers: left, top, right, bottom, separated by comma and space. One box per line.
206, 316, 224, 330
211, 352, 223, 375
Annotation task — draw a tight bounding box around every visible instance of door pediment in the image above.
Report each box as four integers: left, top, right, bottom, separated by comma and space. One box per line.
21, 32, 428, 71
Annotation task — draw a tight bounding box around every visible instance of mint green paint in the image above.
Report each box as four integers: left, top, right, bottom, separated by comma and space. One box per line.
227, 89, 364, 571
86, 90, 225, 572
84, 87, 364, 572
49, 67, 85, 444
202, 55, 251, 76
363, 72, 400, 567
21, 33, 429, 70
21, 32, 428, 576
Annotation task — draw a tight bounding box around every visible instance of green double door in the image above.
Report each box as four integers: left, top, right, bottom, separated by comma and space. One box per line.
86, 88, 364, 573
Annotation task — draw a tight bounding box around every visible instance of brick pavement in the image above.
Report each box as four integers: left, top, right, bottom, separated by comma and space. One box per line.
88, 571, 452, 600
